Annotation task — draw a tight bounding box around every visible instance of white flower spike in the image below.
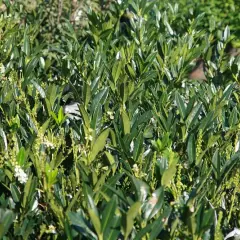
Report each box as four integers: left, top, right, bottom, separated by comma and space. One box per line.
14, 165, 28, 184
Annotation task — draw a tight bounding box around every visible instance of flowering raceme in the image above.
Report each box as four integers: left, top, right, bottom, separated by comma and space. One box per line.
14, 165, 28, 184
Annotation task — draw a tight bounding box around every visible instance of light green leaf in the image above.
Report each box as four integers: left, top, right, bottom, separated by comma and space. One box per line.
17, 147, 26, 166
79, 105, 90, 128
39, 57, 45, 69
83, 82, 91, 108
122, 110, 130, 135
105, 151, 116, 174
112, 61, 122, 84
57, 107, 65, 124
161, 150, 179, 187
124, 202, 141, 240
89, 129, 110, 163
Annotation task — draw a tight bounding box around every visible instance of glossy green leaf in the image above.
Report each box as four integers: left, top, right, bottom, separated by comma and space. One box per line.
23, 175, 35, 208
218, 83, 235, 103
89, 129, 110, 163
161, 150, 179, 187
58, 107, 65, 124
31, 80, 46, 98
133, 133, 144, 162
105, 151, 117, 174
23, 29, 30, 56
10, 183, 21, 202
112, 61, 122, 84
199, 111, 215, 132
123, 201, 141, 240
24, 57, 38, 79
187, 134, 196, 165
143, 187, 164, 220
0, 128, 7, 151
83, 82, 91, 108
175, 91, 186, 119
122, 110, 130, 135
223, 25, 230, 42
17, 147, 26, 166
87, 194, 102, 240
149, 207, 171, 240
68, 211, 97, 239
186, 103, 202, 128
212, 149, 220, 180
131, 176, 150, 202
102, 195, 117, 235
0, 209, 15, 239
79, 105, 90, 128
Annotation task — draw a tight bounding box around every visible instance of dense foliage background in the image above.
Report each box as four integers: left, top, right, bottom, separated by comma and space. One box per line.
1, 0, 240, 239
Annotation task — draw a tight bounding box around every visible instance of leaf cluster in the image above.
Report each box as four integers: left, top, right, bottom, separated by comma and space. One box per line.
1, 0, 240, 239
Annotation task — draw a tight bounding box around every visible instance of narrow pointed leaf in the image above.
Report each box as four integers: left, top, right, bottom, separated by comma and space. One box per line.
89, 129, 109, 163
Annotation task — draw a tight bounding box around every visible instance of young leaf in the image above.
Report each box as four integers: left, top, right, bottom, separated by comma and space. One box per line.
122, 110, 131, 135
79, 105, 90, 128
161, 150, 179, 187
17, 147, 26, 167
58, 107, 65, 124
105, 151, 117, 174
83, 82, 91, 108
